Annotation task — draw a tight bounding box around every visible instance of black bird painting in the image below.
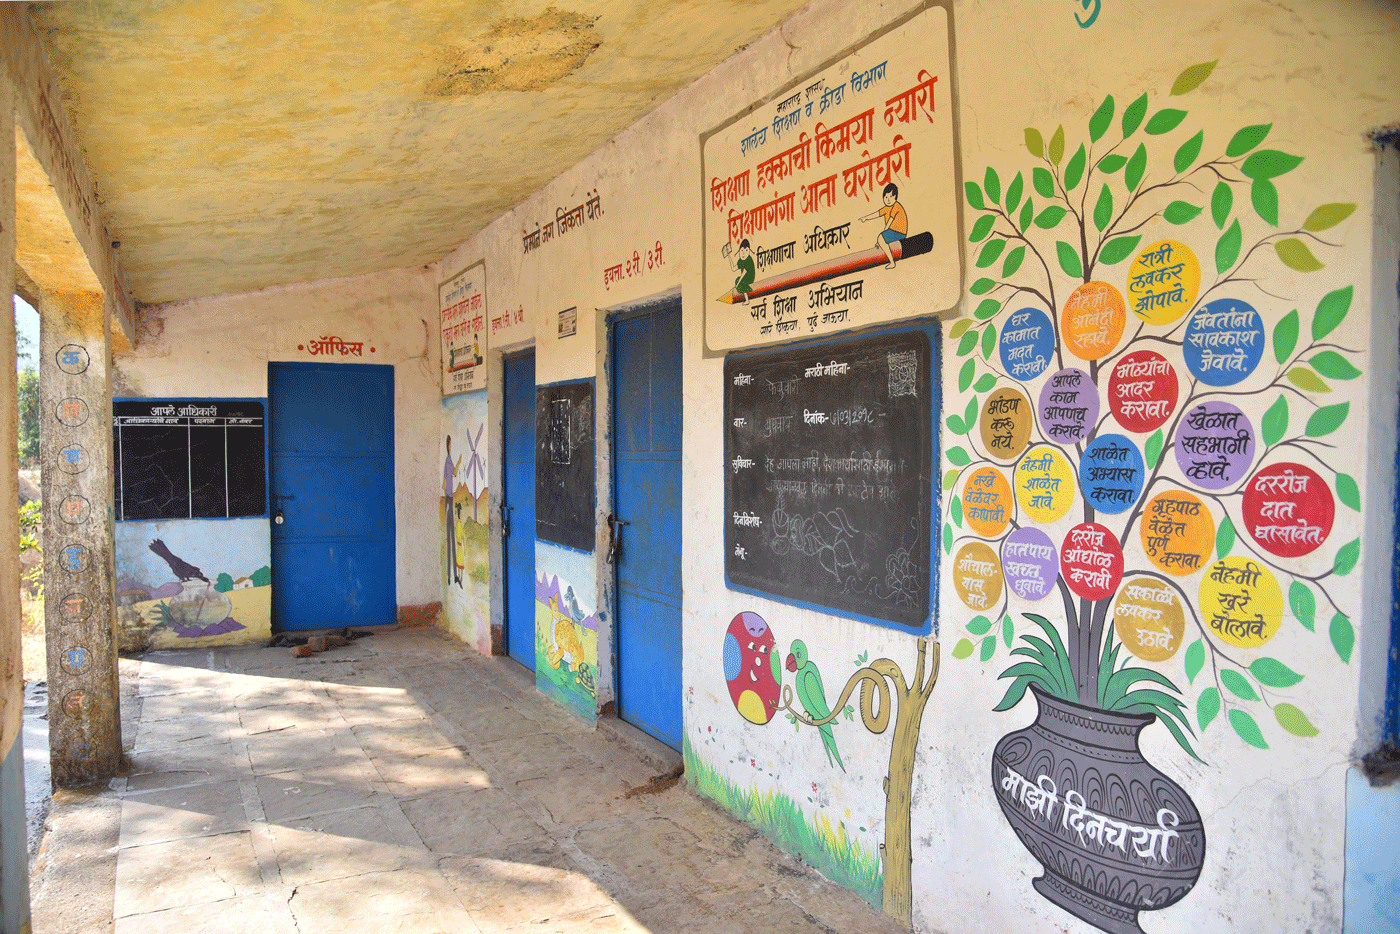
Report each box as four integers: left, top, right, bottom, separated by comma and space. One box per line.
149, 539, 208, 583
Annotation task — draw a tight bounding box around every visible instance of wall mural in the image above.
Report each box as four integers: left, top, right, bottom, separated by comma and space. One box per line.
943, 61, 1359, 933
534, 543, 599, 720
714, 610, 938, 927
441, 393, 490, 643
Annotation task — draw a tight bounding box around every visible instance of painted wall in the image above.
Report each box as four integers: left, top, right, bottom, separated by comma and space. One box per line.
440, 391, 491, 653
433, 1, 1400, 933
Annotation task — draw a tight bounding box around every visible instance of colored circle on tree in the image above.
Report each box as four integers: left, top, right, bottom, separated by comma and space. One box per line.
963, 467, 1014, 537
1182, 298, 1266, 386
1038, 368, 1099, 446
1062, 281, 1126, 360
1113, 577, 1186, 662
1014, 445, 1076, 523
1001, 528, 1059, 602
1079, 434, 1144, 515
1061, 523, 1124, 601
1139, 491, 1215, 576
1108, 350, 1178, 433
1199, 556, 1283, 648
1242, 462, 1334, 558
954, 541, 1004, 611
998, 307, 1055, 381
1126, 239, 1200, 325
1174, 401, 1255, 489
980, 387, 1033, 462
723, 612, 783, 724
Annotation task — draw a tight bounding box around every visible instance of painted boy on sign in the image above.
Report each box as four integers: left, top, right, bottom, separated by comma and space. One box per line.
861, 183, 908, 268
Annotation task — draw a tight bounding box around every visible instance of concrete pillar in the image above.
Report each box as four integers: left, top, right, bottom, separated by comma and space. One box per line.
39, 289, 120, 786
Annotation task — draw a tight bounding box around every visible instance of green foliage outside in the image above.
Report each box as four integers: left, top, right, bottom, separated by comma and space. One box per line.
17, 369, 39, 468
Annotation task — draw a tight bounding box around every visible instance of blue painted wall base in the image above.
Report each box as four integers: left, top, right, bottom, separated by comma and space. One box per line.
1345, 767, 1400, 932
1, 734, 31, 934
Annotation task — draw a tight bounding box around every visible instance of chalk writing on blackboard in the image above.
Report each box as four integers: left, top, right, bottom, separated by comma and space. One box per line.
536, 381, 595, 552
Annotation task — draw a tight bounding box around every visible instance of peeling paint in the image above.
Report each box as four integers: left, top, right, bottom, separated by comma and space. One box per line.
426, 8, 602, 97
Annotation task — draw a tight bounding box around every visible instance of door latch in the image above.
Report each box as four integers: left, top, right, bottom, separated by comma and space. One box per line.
501, 503, 513, 540
607, 513, 630, 564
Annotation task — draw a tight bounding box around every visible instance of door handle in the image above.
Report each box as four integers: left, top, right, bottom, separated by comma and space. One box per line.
501, 503, 513, 540
607, 513, 629, 564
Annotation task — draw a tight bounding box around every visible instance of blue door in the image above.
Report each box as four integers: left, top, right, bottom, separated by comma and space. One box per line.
269, 362, 396, 630
612, 303, 683, 748
503, 351, 537, 669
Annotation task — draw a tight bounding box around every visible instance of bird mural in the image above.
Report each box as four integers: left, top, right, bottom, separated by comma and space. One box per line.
148, 538, 208, 583
786, 639, 845, 772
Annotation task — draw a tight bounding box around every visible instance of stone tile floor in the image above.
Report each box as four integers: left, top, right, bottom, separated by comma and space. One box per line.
29, 627, 907, 933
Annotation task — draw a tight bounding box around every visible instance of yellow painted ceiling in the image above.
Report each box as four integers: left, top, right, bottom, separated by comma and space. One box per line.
29, 0, 810, 304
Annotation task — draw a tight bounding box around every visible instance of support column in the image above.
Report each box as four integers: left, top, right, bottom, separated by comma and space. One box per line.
39, 290, 120, 786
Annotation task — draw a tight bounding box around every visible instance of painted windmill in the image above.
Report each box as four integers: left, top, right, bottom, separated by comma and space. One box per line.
463, 424, 486, 522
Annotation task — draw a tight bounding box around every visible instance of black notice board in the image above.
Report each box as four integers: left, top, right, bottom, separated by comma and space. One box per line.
536, 381, 596, 552
725, 328, 936, 631
113, 399, 267, 521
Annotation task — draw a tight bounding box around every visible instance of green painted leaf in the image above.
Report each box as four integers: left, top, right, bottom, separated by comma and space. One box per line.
946, 446, 970, 466
969, 214, 995, 243
1093, 184, 1113, 232
1336, 473, 1360, 511
1274, 703, 1320, 738
1276, 238, 1325, 272
1197, 687, 1221, 730
1285, 367, 1330, 394
1330, 613, 1355, 663
1261, 395, 1289, 447
1171, 60, 1217, 96
1025, 127, 1044, 159
1064, 144, 1087, 191
1019, 197, 1034, 232
942, 469, 960, 491
1229, 709, 1269, 749
949, 318, 973, 340
1033, 166, 1055, 198
1048, 125, 1065, 165
1164, 201, 1202, 224
952, 638, 974, 660
958, 358, 975, 392
1056, 241, 1083, 278
975, 298, 1001, 320
965, 181, 986, 210
965, 395, 979, 428
984, 167, 1002, 205
973, 374, 997, 392
1122, 93, 1148, 137
1222, 668, 1259, 701
1226, 123, 1271, 157
980, 635, 998, 662
967, 614, 992, 635
976, 239, 1007, 268
1035, 205, 1068, 229
1309, 351, 1361, 380
1002, 614, 1014, 648
1174, 129, 1204, 172
981, 323, 997, 361
1002, 246, 1026, 278
956, 328, 978, 357
946, 414, 966, 435
1099, 235, 1141, 267
970, 277, 996, 295
1145, 108, 1188, 135
1242, 149, 1305, 180
1302, 203, 1356, 232
1250, 657, 1304, 688
1272, 309, 1299, 364
1125, 143, 1147, 191
1216, 513, 1235, 559
1089, 95, 1114, 142
1216, 218, 1242, 274
1305, 402, 1349, 437
1211, 181, 1233, 229
1313, 286, 1353, 340
1006, 172, 1024, 213
1098, 153, 1127, 174
1144, 428, 1164, 468
1289, 580, 1316, 631
1332, 538, 1360, 576
943, 523, 953, 554
1185, 639, 1205, 684
1252, 177, 1279, 226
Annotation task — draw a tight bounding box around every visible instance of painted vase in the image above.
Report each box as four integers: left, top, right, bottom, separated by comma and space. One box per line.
991, 684, 1205, 934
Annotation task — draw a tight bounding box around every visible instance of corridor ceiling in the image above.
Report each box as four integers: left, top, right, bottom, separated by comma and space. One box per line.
27, 0, 811, 305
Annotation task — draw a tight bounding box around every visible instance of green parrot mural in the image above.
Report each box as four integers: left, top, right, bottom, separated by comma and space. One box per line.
786, 639, 845, 772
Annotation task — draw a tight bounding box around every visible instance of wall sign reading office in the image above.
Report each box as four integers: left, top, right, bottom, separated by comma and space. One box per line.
113, 399, 267, 521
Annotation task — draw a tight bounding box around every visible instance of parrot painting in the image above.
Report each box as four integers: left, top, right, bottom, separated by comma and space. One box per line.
786, 639, 845, 772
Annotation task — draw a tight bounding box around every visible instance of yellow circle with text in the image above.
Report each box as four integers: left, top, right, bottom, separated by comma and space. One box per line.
980, 387, 1033, 463
1014, 446, 1076, 523
1139, 491, 1216, 576
963, 467, 1013, 538
953, 542, 1004, 612
1112, 577, 1186, 662
1126, 240, 1200, 325
1062, 281, 1126, 360
1198, 556, 1283, 648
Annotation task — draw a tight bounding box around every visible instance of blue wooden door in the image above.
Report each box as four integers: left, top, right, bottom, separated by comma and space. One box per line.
612, 303, 683, 748
503, 351, 537, 670
269, 362, 396, 630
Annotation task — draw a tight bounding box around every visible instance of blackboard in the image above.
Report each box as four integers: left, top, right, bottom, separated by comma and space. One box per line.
725, 328, 935, 630
113, 399, 267, 520
536, 381, 595, 552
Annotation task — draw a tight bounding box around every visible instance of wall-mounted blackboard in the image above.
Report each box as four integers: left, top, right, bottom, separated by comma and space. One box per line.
725, 328, 935, 631
536, 380, 595, 552
114, 399, 267, 521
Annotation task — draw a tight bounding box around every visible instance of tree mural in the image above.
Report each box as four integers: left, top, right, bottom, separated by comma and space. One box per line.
942, 60, 1359, 933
